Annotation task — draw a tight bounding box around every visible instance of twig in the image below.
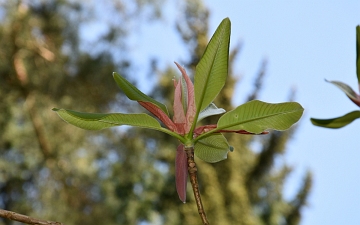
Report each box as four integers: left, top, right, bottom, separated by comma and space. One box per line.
0, 209, 64, 225
184, 145, 209, 225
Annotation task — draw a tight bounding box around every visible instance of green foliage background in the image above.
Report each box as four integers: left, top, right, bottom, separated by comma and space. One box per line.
0, 0, 311, 224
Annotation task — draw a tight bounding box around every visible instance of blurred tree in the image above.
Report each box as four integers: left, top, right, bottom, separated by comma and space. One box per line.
0, 0, 311, 225
0, 0, 163, 224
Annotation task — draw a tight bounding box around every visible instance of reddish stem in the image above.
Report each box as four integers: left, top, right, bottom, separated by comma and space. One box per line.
184, 145, 209, 225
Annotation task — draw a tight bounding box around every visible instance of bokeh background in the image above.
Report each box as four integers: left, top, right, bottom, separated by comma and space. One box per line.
0, 1, 359, 225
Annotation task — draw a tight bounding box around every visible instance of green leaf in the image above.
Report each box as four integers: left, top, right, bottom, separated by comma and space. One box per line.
311, 110, 360, 128
197, 103, 226, 122
195, 134, 231, 163
53, 108, 163, 131
326, 80, 359, 101
113, 72, 169, 115
194, 18, 231, 114
217, 100, 304, 134
356, 25, 360, 83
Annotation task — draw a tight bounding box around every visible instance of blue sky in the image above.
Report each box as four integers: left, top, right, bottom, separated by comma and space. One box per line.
126, 1, 360, 224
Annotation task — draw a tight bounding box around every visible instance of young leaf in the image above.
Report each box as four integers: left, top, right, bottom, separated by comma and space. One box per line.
138, 101, 178, 132
113, 72, 169, 115
326, 80, 360, 106
194, 18, 231, 114
175, 145, 188, 203
216, 100, 303, 134
173, 71, 186, 124
356, 25, 360, 84
52, 108, 163, 131
195, 134, 231, 163
311, 110, 360, 128
197, 103, 226, 122
174, 62, 195, 133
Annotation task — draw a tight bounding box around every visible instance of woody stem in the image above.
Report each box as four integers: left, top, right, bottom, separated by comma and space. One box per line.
184, 145, 209, 225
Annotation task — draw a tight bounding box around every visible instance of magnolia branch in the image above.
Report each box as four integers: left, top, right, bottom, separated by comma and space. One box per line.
0, 209, 64, 225
184, 145, 209, 225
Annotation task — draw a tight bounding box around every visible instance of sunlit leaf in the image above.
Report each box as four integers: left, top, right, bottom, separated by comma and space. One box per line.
197, 103, 226, 122
194, 18, 231, 114
113, 72, 169, 115
311, 110, 360, 128
52, 108, 163, 131
217, 100, 303, 134
326, 80, 360, 106
195, 134, 231, 163
175, 144, 188, 203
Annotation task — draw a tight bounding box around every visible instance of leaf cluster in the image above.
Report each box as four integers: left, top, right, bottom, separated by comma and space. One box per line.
311, 25, 360, 128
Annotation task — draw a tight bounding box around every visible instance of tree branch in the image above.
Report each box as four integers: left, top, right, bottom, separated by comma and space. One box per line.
0, 209, 64, 225
184, 145, 209, 225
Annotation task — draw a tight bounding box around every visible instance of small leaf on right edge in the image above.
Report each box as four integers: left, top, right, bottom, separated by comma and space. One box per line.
326, 80, 360, 105
356, 25, 360, 83
311, 110, 360, 128
195, 134, 231, 163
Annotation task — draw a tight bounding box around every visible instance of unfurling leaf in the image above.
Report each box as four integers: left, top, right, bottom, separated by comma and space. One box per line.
195, 18, 231, 113
175, 145, 188, 203
217, 100, 303, 134
174, 62, 195, 133
311, 110, 360, 128
113, 72, 169, 115
173, 73, 186, 124
326, 80, 360, 107
197, 103, 226, 122
52, 108, 162, 131
195, 134, 231, 163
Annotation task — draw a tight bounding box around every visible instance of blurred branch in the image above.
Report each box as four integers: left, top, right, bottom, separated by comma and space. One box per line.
176, 0, 209, 69
245, 129, 292, 196
247, 59, 267, 101
25, 93, 52, 158
228, 41, 242, 75
0, 209, 64, 225
10, 3, 53, 159
285, 172, 312, 225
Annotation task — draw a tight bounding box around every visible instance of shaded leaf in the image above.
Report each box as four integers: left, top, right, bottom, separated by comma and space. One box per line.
197, 103, 226, 122
194, 18, 231, 113
217, 100, 303, 134
113, 72, 169, 115
195, 134, 231, 163
175, 144, 188, 203
310, 110, 360, 128
326, 80, 360, 106
53, 108, 163, 131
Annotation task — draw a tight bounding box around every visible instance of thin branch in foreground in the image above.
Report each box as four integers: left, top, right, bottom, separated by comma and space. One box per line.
0, 209, 64, 225
184, 145, 209, 225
